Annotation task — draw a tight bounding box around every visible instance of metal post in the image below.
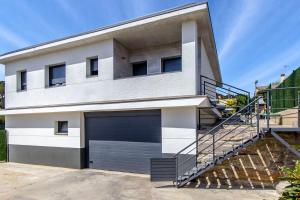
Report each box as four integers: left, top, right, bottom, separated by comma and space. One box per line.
256, 98, 260, 134
212, 133, 215, 164
175, 156, 178, 187
298, 91, 300, 127
248, 93, 252, 125
200, 76, 202, 95
204, 81, 206, 96
266, 91, 270, 129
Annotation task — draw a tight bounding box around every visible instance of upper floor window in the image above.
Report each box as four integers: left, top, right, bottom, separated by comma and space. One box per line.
49, 64, 66, 87
17, 70, 27, 91
20, 71, 27, 91
87, 57, 98, 77
161, 56, 182, 73
132, 61, 147, 76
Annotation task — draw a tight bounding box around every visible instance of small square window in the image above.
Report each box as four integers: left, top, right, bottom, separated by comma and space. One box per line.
87, 57, 98, 77
49, 64, 66, 87
161, 56, 182, 73
132, 61, 147, 76
56, 121, 68, 135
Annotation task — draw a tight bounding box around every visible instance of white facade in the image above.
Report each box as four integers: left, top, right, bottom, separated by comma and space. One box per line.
0, 3, 221, 169
6, 112, 84, 148
4, 21, 202, 109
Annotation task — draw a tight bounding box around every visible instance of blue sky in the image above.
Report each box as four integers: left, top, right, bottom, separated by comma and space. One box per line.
0, 0, 300, 93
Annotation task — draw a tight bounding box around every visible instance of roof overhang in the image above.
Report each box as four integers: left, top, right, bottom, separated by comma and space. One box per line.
0, 2, 221, 82
0, 96, 211, 115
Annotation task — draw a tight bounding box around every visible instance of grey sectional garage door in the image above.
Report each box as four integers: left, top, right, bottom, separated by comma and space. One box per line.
85, 110, 161, 174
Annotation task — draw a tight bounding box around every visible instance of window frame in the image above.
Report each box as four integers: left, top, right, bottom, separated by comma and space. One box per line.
20, 71, 27, 91
161, 56, 182, 73
131, 60, 148, 76
55, 121, 68, 135
17, 70, 27, 92
86, 56, 99, 77
48, 63, 66, 87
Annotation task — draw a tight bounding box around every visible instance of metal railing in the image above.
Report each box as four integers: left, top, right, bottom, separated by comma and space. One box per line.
174, 97, 262, 187
200, 75, 251, 118
259, 87, 300, 129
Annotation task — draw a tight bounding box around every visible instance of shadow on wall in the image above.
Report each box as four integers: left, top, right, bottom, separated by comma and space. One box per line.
185, 132, 299, 189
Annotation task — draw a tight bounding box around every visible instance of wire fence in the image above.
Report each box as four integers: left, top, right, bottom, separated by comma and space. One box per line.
259, 87, 300, 128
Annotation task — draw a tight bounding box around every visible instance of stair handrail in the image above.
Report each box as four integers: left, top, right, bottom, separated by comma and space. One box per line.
200, 75, 250, 95
174, 96, 261, 157
204, 81, 249, 96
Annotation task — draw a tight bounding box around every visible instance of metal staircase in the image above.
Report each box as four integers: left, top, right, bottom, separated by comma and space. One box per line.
150, 76, 300, 187
174, 97, 263, 187
173, 76, 263, 187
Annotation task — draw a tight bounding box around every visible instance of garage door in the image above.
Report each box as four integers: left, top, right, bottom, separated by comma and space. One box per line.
85, 110, 161, 174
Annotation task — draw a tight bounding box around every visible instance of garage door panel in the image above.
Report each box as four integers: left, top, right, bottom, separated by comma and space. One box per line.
86, 112, 161, 143
89, 141, 161, 173
85, 110, 161, 174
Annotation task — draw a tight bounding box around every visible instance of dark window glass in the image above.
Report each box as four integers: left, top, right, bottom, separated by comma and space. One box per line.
20, 71, 27, 91
49, 64, 65, 86
132, 61, 147, 76
162, 57, 182, 73
90, 58, 98, 76
57, 121, 68, 134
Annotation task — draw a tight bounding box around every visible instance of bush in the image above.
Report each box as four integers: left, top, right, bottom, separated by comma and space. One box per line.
279, 160, 300, 200
0, 130, 6, 161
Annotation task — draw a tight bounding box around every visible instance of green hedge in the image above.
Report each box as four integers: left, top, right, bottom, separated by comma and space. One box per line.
270, 68, 300, 113
0, 130, 7, 161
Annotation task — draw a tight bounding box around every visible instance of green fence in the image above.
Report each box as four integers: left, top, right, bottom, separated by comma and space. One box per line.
270, 68, 300, 113
0, 130, 7, 161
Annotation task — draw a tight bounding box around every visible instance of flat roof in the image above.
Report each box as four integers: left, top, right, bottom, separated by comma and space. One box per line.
0, 2, 221, 81
0, 2, 205, 58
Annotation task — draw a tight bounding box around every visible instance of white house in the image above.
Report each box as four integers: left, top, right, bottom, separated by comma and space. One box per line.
0, 3, 221, 173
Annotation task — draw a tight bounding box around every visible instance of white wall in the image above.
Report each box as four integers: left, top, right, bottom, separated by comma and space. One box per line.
200, 39, 214, 80
182, 21, 198, 96
4, 20, 201, 109
162, 106, 197, 154
113, 40, 131, 79
129, 42, 181, 75
6, 112, 82, 148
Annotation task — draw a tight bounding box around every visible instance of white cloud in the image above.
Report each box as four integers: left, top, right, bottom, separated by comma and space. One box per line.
218, 0, 262, 61
54, 0, 83, 23
0, 24, 30, 48
234, 39, 300, 89
17, 2, 56, 36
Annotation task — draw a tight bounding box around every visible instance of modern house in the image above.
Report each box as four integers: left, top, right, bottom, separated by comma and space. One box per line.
0, 3, 221, 173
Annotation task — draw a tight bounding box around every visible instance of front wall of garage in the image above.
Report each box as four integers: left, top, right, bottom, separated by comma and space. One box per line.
5, 107, 198, 171
6, 112, 85, 169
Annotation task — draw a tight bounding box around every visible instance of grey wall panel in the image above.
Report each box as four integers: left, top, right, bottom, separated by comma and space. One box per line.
9, 144, 85, 169
89, 140, 161, 174
150, 158, 176, 181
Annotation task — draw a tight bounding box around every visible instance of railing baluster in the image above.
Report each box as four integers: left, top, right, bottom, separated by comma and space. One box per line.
266, 90, 270, 129
256, 98, 260, 135
176, 156, 178, 186
298, 91, 300, 128
212, 132, 215, 164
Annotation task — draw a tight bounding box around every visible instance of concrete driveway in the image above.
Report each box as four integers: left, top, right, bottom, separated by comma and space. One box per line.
0, 163, 279, 200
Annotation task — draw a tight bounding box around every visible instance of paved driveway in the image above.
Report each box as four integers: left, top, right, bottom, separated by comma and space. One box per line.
0, 163, 279, 200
